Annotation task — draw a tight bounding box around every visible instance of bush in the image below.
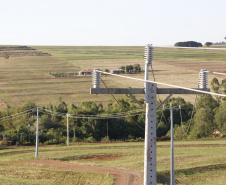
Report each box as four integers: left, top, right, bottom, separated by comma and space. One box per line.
101, 136, 111, 143
0, 138, 9, 146
174, 125, 188, 139
157, 135, 170, 141
84, 136, 96, 143
72, 137, 82, 143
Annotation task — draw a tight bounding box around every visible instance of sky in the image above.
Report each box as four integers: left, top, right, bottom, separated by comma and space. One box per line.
1, 0, 226, 46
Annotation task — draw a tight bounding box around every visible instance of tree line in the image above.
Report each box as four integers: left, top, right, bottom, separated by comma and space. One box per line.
0, 78, 226, 145
104, 64, 142, 74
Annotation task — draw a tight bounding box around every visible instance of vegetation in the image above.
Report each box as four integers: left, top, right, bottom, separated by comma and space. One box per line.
0, 141, 225, 184
205, 42, 213, 47
3, 52, 9, 60
0, 45, 226, 184
48, 72, 78, 77
1, 78, 226, 146
174, 41, 202, 47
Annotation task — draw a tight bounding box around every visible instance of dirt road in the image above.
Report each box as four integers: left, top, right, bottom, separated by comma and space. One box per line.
18, 160, 143, 185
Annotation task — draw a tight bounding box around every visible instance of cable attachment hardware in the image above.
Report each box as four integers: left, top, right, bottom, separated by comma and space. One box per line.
199, 69, 208, 89
144, 44, 153, 66
92, 68, 101, 88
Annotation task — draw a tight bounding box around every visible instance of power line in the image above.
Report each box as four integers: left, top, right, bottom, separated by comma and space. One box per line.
97, 70, 226, 98
206, 71, 226, 76
0, 108, 35, 122
41, 107, 145, 117
100, 77, 145, 130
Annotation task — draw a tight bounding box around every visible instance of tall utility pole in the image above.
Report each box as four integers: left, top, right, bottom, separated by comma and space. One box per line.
90, 45, 209, 185
143, 45, 157, 184
67, 113, 70, 146
35, 107, 39, 158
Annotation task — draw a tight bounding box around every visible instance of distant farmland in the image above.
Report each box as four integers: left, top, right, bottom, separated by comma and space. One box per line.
0, 45, 226, 110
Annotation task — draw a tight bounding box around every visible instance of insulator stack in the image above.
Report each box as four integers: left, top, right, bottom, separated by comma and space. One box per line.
92, 68, 101, 88
144, 44, 153, 66
199, 69, 208, 89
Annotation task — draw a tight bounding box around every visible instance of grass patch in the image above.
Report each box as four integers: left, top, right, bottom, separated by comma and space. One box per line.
0, 163, 114, 185
0, 140, 225, 184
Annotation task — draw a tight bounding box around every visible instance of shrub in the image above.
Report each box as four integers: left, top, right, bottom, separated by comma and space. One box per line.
101, 136, 111, 143
84, 136, 96, 143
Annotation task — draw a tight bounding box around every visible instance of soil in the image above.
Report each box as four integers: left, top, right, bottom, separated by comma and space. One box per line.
16, 160, 143, 185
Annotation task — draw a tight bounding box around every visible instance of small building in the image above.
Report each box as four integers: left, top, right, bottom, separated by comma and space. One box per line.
79, 69, 93, 75
212, 129, 220, 136
110, 69, 124, 74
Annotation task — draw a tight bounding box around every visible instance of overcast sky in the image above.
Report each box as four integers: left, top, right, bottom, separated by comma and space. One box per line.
1, 0, 225, 46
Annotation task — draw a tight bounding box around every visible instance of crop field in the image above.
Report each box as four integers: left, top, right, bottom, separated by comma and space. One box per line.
0, 46, 226, 110
0, 140, 225, 184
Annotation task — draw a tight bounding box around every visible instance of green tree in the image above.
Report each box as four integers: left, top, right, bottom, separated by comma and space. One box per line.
214, 101, 226, 134
205, 42, 212, 47
104, 69, 110, 73
125, 65, 133, 73
190, 95, 218, 138
133, 64, 141, 73
211, 78, 226, 102
119, 66, 125, 71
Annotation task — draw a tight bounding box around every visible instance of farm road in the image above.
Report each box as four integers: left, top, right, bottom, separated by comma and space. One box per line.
18, 160, 143, 185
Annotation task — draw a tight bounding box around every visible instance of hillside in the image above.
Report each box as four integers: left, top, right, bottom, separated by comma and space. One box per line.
0, 46, 226, 110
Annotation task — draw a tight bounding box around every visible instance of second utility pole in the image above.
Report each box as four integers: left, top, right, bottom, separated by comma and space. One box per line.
163, 102, 181, 185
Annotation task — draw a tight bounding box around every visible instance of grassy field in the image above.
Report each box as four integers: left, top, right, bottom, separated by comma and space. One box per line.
0, 140, 225, 184
0, 46, 226, 110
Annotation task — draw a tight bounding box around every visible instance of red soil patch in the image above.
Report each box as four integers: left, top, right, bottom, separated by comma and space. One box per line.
16, 160, 143, 185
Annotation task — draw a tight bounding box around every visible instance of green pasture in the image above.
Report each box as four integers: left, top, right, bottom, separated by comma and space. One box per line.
33, 46, 226, 62
0, 45, 226, 110
0, 140, 225, 184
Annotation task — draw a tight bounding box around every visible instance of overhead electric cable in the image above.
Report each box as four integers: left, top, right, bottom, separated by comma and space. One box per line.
97, 70, 226, 98
100, 77, 145, 131
206, 71, 226, 76
0, 108, 35, 122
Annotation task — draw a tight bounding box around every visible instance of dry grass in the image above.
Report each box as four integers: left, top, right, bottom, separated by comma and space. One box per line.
0, 46, 226, 110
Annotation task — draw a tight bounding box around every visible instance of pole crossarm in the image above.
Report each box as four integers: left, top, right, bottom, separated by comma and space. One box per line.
90, 88, 210, 95
156, 93, 174, 110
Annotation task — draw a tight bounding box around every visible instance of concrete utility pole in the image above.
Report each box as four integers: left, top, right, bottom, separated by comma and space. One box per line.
163, 103, 181, 185
67, 113, 70, 146
90, 45, 209, 185
35, 107, 39, 158
143, 45, 157, 184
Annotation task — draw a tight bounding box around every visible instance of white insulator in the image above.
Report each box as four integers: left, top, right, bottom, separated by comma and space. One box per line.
92, 69, 101, 88
199, 69, 208, 89
144, 44, 153, 65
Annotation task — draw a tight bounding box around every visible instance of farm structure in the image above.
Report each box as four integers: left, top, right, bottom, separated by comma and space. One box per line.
79, 69, 93, 75
110, 69, 124, 74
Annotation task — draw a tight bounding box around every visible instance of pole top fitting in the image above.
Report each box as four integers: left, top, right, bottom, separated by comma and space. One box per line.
144, 44, 153, 66
92, 68, 101, 88
199, 69, 208, 89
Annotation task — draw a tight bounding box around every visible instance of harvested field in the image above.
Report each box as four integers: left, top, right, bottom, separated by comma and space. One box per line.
0, 46, 226, 110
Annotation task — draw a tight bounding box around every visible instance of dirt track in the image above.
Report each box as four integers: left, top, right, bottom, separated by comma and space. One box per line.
18, 160, 143, 185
